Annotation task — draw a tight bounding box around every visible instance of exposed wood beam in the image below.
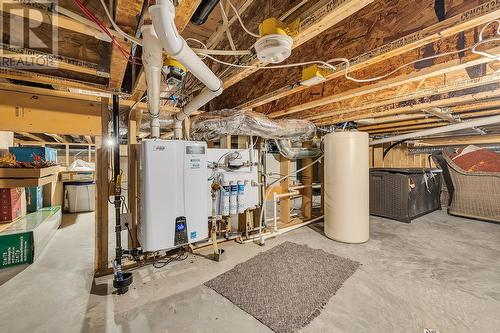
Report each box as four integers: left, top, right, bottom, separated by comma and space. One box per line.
131, 0, 200, 100
360, 109, 500, 132
16, 132, 46, 142
220, 0, 374, 89
0, 68, 109, 93
175, 0, 202, 32
309, 70, 500, 124
15, 140, 96, 147
205, 0, 255, 49
368, 122, 448, 134
85, 135, 93, 144
416, 134, 500, 146
0, 2, 103, 38
316, 84, 500, 126
0, 90, 101, 135
223, 0, 500, 111
0, 83, 180, 113
108, 0, 145, 91
423, 107, 459, 123
358, 100, 500, 126
0, 47, 108, 78
45, 133, 68, 143
270, 40, 500, 119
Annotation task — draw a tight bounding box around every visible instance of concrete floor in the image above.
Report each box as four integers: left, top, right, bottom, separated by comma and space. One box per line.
1, 210, 499, 333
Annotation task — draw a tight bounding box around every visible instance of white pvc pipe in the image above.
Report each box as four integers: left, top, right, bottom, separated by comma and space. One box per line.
371, 115, 500, 145
149, 0, 223, 138
141, 24, 163, 138
243, 215, 324, 244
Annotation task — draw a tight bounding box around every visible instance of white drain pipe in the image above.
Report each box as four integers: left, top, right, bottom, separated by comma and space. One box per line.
149, 0, 223, 139
370, 115, 500, 146
141, 22, 163, 138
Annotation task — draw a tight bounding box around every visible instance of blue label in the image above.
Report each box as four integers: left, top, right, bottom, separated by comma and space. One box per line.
238, 184, 244, 193
190, 231, 197, 239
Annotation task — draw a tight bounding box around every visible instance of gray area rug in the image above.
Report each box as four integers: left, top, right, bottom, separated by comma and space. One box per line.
204, 241, 360, 333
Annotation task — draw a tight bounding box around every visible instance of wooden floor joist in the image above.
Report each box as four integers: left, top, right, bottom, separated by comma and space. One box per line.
316, 85, 500, 126
219, 0, 375, 89
216, 0, 500, 111
309, 70, 500, 124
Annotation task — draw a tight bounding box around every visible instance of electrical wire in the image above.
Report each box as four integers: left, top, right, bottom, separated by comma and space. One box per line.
98, 0, 143, 45
153, 247, 189, 268
73, 0, 142, 65
225, 0, 260, 38
98, 0, 252, 56
204, 19, 500, 85
472, 20, 500, 60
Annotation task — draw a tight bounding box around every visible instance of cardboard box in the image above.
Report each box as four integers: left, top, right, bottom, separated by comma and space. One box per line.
0, 188, 27, 223
26, 186, 43, 213
8, 147, 57, 163
0, 206, 61, 269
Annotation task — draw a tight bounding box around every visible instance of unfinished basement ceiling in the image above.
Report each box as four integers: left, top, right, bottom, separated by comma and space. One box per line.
1, 0, 500, 140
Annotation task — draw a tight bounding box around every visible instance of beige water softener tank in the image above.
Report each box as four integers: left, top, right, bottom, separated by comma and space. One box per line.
324, 131, 369, 243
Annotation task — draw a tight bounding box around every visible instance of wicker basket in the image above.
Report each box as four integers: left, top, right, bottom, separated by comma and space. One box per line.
441, 154, 500, 223
369, 168, 442, 223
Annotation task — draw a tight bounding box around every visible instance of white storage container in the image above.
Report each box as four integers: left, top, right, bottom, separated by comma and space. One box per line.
66, 183, 96, 213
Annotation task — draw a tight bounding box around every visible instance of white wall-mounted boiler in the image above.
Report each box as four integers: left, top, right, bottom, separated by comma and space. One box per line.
138, 139, 209, 252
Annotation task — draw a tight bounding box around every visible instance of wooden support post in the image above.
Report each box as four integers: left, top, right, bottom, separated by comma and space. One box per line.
95, 98, 109, 274
88, 145, 92, 162
301, 142, 313, 220
65, 144, 69, 166
279, 155, 291, 224
237, 135, 249, 149
220, 135, 231, 149
128, 120, 138, 247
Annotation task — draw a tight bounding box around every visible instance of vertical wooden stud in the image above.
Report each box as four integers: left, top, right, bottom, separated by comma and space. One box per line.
95, 97, 109, 274
279, 155, 291, 224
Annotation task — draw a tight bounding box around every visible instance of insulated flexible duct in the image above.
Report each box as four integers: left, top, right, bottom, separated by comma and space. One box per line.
275, 139, 321, 159
191, 109, 316, 141
191, 109, 320, 159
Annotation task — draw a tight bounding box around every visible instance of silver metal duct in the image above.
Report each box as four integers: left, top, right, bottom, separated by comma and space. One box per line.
116, 109, 175, 137
191, 109, 316, 142
275, 139, 322, 160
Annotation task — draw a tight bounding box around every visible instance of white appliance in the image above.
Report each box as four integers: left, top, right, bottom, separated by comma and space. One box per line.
139, 139, 209, 251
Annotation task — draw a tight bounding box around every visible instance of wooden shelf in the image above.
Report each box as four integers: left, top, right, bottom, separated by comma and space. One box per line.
0, 174, 58, 188
0, 166, 60, 179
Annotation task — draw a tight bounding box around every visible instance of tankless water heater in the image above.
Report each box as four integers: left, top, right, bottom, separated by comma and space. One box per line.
138, 139, 208, 251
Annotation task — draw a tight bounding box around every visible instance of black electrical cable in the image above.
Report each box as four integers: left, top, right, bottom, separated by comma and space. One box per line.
153, 247, 190, 269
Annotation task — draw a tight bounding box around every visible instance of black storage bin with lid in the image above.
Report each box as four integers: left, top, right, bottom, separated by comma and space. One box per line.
369, 168, 442, 223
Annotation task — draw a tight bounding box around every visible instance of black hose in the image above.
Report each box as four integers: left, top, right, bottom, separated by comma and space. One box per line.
113, 95, 122, 266
191, 0, 220, 25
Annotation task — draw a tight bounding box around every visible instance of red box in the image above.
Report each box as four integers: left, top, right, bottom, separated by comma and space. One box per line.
0, 188, 26, 223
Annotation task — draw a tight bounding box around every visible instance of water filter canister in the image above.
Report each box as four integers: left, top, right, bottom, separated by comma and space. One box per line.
229, 181, 238, 215
222, 180, 230, 216
237, 180, 245, 213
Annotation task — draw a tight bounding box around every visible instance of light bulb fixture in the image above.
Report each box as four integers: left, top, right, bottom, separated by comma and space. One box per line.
105, 137, 116, 147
